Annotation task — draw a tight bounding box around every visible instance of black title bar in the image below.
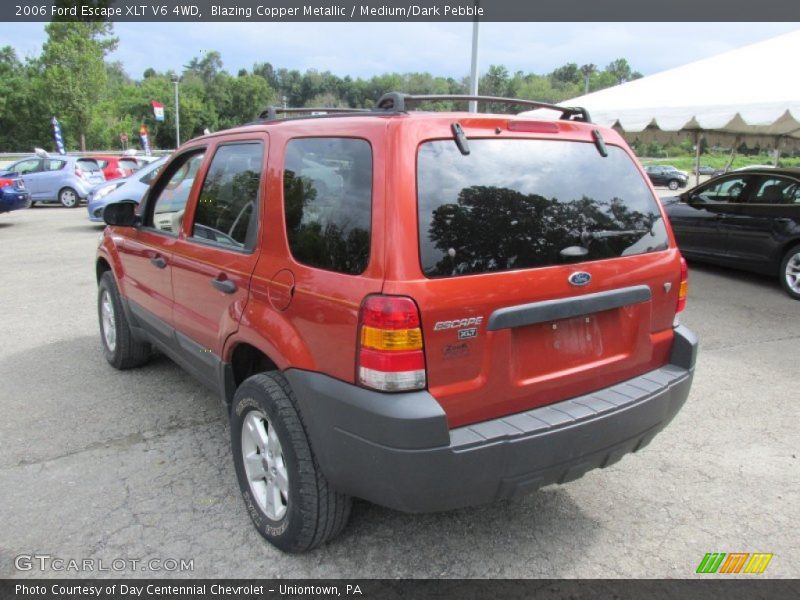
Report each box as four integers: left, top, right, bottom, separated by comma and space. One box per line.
3, 0, 800, 22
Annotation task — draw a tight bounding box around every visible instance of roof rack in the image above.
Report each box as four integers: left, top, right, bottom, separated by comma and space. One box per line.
374, 92, 591, 122
253, 92, 591, 125
258, 106, 369, 120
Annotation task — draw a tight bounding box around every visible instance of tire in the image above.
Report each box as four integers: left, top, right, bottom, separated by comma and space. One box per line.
668, 179, 680, 191
59, 187, 80, 208
29, 201, 36, 208
779, 245, 800, 300
231, 372, 352, 553
97, 271, 151, 369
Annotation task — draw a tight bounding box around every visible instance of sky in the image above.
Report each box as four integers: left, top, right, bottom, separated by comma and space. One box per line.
4, 22, 800, 80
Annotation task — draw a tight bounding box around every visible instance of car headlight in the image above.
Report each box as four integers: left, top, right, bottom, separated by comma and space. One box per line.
93, 182, 124, 201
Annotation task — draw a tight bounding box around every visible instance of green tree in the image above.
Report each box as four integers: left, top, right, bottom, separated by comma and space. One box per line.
41, 22, 118, 150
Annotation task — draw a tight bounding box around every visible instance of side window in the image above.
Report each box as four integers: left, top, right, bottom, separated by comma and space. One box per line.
46, 160, 65, 171
696, 176, 751, 203
190, 143, 263, 251
750, 177, 796, 204
147, 151, 205, 235
283, 138, 372, 275
139, 165, 162, 185
13, 159, 41, 174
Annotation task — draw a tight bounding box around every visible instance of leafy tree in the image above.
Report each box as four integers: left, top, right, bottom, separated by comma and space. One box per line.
41, 22, 118, 150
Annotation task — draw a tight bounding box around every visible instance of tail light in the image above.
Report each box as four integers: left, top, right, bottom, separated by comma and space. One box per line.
117, 167, 126, 177
357, 295, 426, 392
75, 167, 84, 179
676, 256, 688, 313
0, 178, 13, 187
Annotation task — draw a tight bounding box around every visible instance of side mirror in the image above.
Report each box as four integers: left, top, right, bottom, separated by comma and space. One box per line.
103, 201, 139, 227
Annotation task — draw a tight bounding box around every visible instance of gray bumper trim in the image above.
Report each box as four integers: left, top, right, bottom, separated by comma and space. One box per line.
286, 326, 697, 513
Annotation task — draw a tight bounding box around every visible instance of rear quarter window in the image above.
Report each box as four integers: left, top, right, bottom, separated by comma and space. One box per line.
417, 138, 668, 278
283, 138, 372, 275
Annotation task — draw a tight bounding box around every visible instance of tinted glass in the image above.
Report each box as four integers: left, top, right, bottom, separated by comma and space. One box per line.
191, 143, 263, 250
150, 152, 205, 235
77, 159, 101, 172
751, 177, 797, 204
13, 159, 40, 174
119, 159, 139, 171
94, 159, 109, 168
696, 176, 751, 203
46, 160, 65, 171
418, 139, 668, 278
283, 138, 372, 274
140, 164, 163, 184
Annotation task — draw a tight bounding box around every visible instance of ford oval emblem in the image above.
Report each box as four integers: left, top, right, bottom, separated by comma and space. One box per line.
568, 271, 592, 287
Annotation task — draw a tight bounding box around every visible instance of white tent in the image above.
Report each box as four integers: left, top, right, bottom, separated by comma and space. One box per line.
521, 30, 800, 153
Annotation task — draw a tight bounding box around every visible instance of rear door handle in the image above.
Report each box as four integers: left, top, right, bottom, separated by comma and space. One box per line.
212, 275, 237, 294
150, 255, 167, 269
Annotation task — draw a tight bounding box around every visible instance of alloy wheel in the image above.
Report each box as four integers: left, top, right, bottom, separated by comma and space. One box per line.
241, 410, 289, 520
100, 290, 117, 352
785, 251, 800, 294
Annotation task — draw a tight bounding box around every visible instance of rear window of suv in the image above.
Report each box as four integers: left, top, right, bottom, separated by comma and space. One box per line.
417, 139, 668, 278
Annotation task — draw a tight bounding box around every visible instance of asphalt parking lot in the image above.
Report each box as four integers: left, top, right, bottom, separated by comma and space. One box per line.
1, 205, 798, 579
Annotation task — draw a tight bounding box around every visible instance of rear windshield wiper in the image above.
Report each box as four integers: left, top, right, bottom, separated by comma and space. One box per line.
451, 122, 470, 156
581, 229, 650, 243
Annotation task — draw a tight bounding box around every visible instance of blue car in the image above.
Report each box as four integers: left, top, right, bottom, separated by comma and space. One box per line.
87, 156, 168, 222
0, 175, 30, 213
1, 154, 105, 208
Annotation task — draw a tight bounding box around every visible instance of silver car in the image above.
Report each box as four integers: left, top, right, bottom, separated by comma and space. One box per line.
3, 155, 106, 207
87, 156, 168, 222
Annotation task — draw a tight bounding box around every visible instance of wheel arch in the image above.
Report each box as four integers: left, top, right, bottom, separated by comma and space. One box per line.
774, 237, 800, 271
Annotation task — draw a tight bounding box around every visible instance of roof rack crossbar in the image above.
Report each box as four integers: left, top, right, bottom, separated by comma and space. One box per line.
258, 106, 368, 120
374, 93, 591, 122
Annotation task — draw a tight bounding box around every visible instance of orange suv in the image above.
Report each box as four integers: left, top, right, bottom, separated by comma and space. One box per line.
96, 93, 697, 552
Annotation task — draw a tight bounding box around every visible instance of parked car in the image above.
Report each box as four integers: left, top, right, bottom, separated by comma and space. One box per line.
89, 155, 142, 181
96, 93, 696, 552
663, 168, 800, 299
87, 156, 168, 222
0, 175, 30, 213
694, 165, 723, 176
644, 165, 689, 190
0, 153, 105, 207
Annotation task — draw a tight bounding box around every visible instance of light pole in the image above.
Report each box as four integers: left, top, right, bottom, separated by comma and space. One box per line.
172, 77, 181, 149
468, 4, 480, 113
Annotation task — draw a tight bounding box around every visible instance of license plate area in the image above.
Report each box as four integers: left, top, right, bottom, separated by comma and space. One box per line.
510, 305, 643, 385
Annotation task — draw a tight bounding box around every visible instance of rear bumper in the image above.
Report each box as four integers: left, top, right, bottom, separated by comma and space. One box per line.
286, 325, 697, 513
0, 190, 30, 213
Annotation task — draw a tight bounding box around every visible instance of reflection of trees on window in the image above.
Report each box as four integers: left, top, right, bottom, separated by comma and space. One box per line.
425, 185, 662, 277
284, 170, 369, 274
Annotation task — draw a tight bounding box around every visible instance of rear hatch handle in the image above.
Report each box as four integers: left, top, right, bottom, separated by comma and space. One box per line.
487, 285, 652, 331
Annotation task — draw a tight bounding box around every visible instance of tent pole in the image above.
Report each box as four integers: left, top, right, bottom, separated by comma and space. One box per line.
774, 136, 782, 166
694, 131, 701, 187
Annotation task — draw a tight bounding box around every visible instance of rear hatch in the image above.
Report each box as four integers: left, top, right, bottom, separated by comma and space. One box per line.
411, 134, 681, 428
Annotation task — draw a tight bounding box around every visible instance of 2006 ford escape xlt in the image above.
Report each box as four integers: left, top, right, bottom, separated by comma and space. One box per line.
95, 93, 697, 552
